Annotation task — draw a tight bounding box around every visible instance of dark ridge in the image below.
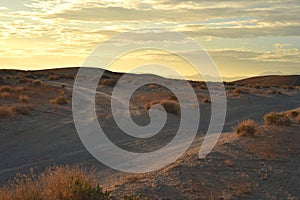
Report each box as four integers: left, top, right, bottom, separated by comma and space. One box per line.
233, 75, 300, 86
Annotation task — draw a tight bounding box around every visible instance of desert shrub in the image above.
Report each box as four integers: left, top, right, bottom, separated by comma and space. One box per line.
17, 78, 30, 84
61, 84, 66, 88
15, 86, 24, 92
202, 97, 211, 104
267, 89, 277, 94
33, 79, 43, 86
234, 119, 258, 137
49, 75, 60, 80
99, 79, 116, 87
199, 84, 207, 90
264, 112, 291, 127
60, 74, 75, 79
144, 100, 180, 116
0, 106, 13, 118
22, 72, 34, 79
168, 94, 178, 102
12, 104, 30, 115
0, 85, 13, 92
285, 110, 299, 118
124, 194, 148, 200
0, 92, 10, 99
296, 115, 300, 124
233, 88, 247, 95
0, 166, 110, 200
283, 85, 295, 90
19, 95, 30, 103
51, 96, 68, 105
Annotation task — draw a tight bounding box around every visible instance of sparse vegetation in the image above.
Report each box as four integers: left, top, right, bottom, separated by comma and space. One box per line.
124, 194, 148, 200
234, 119, 258, 137
264, 112, 291, 127
0, 106, 14, 119
1, 92, 10, 99
51, 96, 68, 105
99, 79, 116, 87
0, 166, 110, 200
202, 97, 211, 104
33, 79, 43, 86
267, 89, 277, 94
233, 88, 248, 95
0, 85, 13, 92
296, 115, 300, 124
0, 104, 30, 118
49, 75, 60, 80
144, 100, 180, 116
12, 104, 30, 115
15, 86, 24, 92
168, 94, 178, 102
19, 95, 30, 103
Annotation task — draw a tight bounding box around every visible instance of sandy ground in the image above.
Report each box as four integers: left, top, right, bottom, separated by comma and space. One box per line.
0, 69, 299, 199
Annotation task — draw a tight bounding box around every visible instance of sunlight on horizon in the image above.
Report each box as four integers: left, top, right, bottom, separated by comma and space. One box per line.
0, 0, 299, 78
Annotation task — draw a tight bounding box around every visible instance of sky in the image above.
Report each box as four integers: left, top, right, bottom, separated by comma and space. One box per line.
0, 0, 299, 79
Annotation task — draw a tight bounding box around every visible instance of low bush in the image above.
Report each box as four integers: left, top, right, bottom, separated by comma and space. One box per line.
0, 85, 13, 92
264, 112, 291, 127
202, 98, 211, 104
234, 119, 258, 137
267, 89, 277, 94
0, 92, 10, 99
144, 100, 180, 116
19, 95, 30, 103
0, 166, 110, 200
168, 94, 178, 102
33, 80, 43, 86
49, 75, 60, 80
99, 79, 116, 87
0, 106, 13, 118
12, 104, 30, 115
51, 96, 68, 105
296, 115, 300, 124
233, 88, 247, 95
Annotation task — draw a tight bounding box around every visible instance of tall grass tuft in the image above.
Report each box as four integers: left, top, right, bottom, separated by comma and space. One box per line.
264, 112, 291, 127
234, 119, 258, 137
0, 166, 110, 200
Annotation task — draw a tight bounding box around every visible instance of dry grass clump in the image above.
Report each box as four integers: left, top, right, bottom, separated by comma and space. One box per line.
0, 106, 14, 119
144, 100, 180, 116
264, 112, 291, 127
267, 89, 277, 94
199, 84, 208, 90
0, 166, 110, 200
202, 97, 211, 104
296, 115, 300, 124
15, 86, 24, 92
49, 75, 60, 80
51, 96, 68, 105
285, 110, 299, 118
33, 79, 43, 86
233, 88, 248, 95
19, 95, 30, 103
99, 79, 116, 87
0, 104, 30, 118
283, 85, 295, 90
0, 85, 13, 92
11, 104, 30, 115
1, 92, 10, 99
234, 119, 258, 137
168, 94, 178, 102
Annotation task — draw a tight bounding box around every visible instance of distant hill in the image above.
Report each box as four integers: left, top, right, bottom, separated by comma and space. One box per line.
233, 75, 300, 86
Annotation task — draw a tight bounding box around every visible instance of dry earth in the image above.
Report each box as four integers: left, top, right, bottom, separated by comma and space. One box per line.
0, 68, 299, 199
